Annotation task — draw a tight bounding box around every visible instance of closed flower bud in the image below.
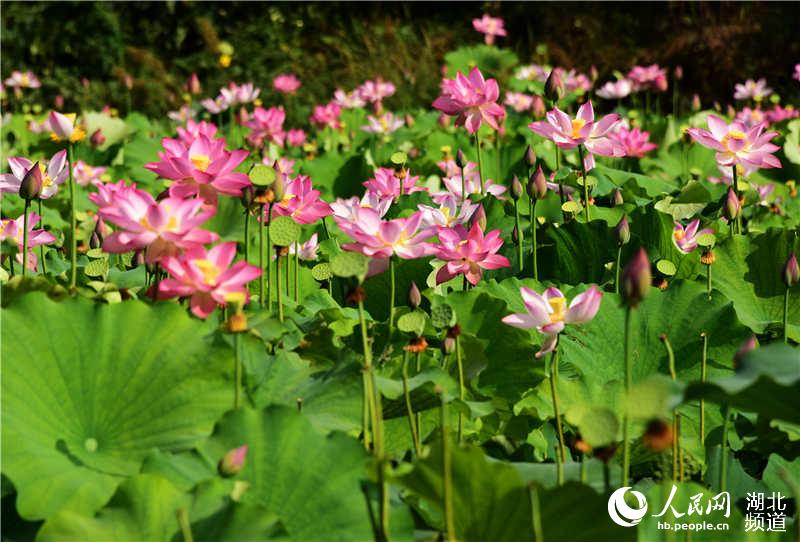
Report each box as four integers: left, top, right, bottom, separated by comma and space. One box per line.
512, 225, 520, 243
218, 445, 248, 477
590, 65, 599, 83
446, 323, 462, 338
90, 128, 106, 147
89, 231, 101, 250
133, 250, 145, 268
441, 335, 456, 355
614, 215, 630, 246
187, 72, 201, 95
724, 188, 741, 220
784, 253, 799, 288
700, 249, 715, 265
674, 65, 683, 81
544, 69, 564, 102
455, 148, 467, 169
408, 281, 421, 309
532, 96, 546, 118
613, 189, 624, 207
270, 171, 286, 202
404, 113, 415, 128
54, 94, 64, 110
528, 165, 548, 200
473, 205, 487, 230
734, 335, 758, 369
511, 175, 523, 200
240, 185, 254, 209
19, 162, 43, 200
691, 94, 701, 112
621, 248, 651, 308
525, 145, 537, 168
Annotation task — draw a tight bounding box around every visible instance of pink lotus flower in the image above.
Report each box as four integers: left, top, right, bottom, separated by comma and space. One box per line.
309, 102, 342, 130
333, 88, 367, 109
502, 285, 603, 357
734, 78, 772, 102
159, 242, 261, 318
363, 167, 426, 200
267, 175, 331, 225
752, 182, 775, 206
97, 187, 218, 263
331, 193, 392, 221
0, 212, 56, 271
433, 67, 505, 134
686, 115, 781, 170
145, 135, 250, 203
734, 107, 768, 129
48, 111, 85, 143
244, 106, 286, 148
472, 14, 507, 45
596, 79, 633, 100
220, 82, 260, 106
4, 70, 40, 89
356, 79, 396, 112
0, 150, 68, 198
337, 208, 435, 260
362, 112, 404, 134
418, 199, 479, 228
433, 159, 506, 201
177, 120, 219, 145
273, 73, 301, 94
201, 96, 230, 114
672, 219, 713, 253
168, 105, 197, 124
708, 163, 756, 185
73, 161, 108, 187
434, 221, 510, 285
628, 65, 668, 93
764, 104, 799, 125
515, 64, 550, 82
529, 101, 624, 170
286, 128, 307, 147
263, 157, 297, 181
794, 64, 800, 82
291, 233, 319, 261
504, 92, 534, 113
558, 68, 593, 94
610, 126, 657, 158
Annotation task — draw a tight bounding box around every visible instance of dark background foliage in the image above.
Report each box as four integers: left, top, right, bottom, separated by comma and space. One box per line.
2, 1, 799, 118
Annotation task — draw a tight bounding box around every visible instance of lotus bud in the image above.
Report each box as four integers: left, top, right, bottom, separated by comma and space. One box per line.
455, 148, 467, 169
621, 248, 651, 308
437, 113, 450, 128
512, 225, 520, 243
89, 231, 101, 250
473, 205, 487, 230
408, 281, 421, 309
528, 165, 548, 200
54, 94, 64, 110
614, 215, 630, 246
724, 188, 741, 220
613, 189, 625, 207
726, 105, 736, 118
590, 64, 599, 83
123, 74, 133, 91
187, 72, 201, 95
404, 113, 415, 128
441, 335, 456, 355
734, 335, 758, 369
784, 253, 799, 288
674, 65, 683, 81
532, 96, 546, 118
90, 128, 106, 147
691, 94, 701, 112
544, 69, 564, 102
133, 250, 145, 268
641, 419, 673, 452
511, 175, 523, 201
240, 185, 254, 209
446, 323, 462, 338
19, 162, 43, 200
270, 170, 286, 202
218, 445, 248, 477
524, 145, 537, 168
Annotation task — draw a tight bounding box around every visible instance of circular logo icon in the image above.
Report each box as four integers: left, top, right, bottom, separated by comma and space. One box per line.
607, 487, 648, 527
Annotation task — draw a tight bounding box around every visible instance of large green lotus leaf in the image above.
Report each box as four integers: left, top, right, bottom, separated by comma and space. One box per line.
2, 293, 232, 520
629, 204, 703, 280
198, 406, 413, 542
762, 453, 800, 496
683, 344, 800, 424
711, 229, 800, 340
593, 164, 679, 197
537, 220, 617, 285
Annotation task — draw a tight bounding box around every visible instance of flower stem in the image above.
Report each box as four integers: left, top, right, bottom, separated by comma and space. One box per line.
389, 256, 396, 337
549, 348, 565, 485
243, 209, 250, 264
615, 245, 622, 294
415, 351, 422, 441
578, 145, 590, 223
67, 143, 77, 289
459, 164, 466, 205
284, 251, 290, 298
266, 204, 273, 312
529, 484, 544, 542
622, 306, 633, 487
21, 200, 30, 278
176, 507, 194, 542
402, 350, 421, 456
259, 205, 265, 305
276, 250, 284, 322
514, 199, 523, 272
440, 390, 456, 542
700, 331, 708, 448
784, 287, 790, 344
530, 199, 538, 280
233, 332, 242, 409
37, 200, 46, 274
474, 133, 484, 196
719, 404, 732, 492
706, 263, 712, 301
662, 334, 681, 481
456, 334, 465, 444
732, 166, 742, 234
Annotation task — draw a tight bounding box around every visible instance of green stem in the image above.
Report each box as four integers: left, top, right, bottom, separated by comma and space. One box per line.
233, 332, 242, 409
176, 507, 194, 542
549, 348, 565, 485
402, 350, 421, 455
732, 166, 742, 234
266, 204, 273, 311
700, 332, 707, 448
662, 334, 680, 481
293, 245, 299, 302
580, 456, 587, 483
389, 257, 396, 336
456, 335, 465, 444
514, 199, 523, 272
530, 199, 538, 280
259, 205, 265, 305
284, 250, 290, 297
530, 484, 544, 542
719, 404, 731, 492
276, 251, 284, 322
706, 263, 712, 301
474, 133, 484, 196
415, 352, 422, 443
615, 245, 622, 295
243, 209, 250, 264
21, 200, 30, 278
37, 199, 46, 274
622, 306, 633, 487
578, 145, 589, 223
440, 391, 456, 542
459, 164, 466, 204
68, 143, 77, 289
785, 287, 790, 344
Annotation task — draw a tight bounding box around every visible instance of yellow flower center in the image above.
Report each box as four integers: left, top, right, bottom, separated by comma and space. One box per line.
190, 154, 211, 172
38, 164, 53, 187
721, 130, 746, 151
20, 74, 30, 86
674, 230, 685, 241
219, 54, 232, 68
571, 118, 587, 139
193, 259, 221, 285
548, 296, 567, 323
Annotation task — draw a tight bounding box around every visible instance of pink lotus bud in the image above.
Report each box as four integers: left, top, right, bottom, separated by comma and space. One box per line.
90, 128, 106, 147
525, 145, 537, 168
674, 66, 683, 81
438, 114, 451, 128
691, 94, 701, 111
512, 225, 520, 243
614, 215, 630, 246
725, 188, 741, 220
613, 189, 625, 206
19, 162, 43, 200
408, 281, 421, 309
511, 175, 523, 200
590, 65, 599, 83
784, 253, 799, 288
455, 148, 467, 169
54, 94, 64, 110
473, 205, 487, 230
90, 231, 101, 250
441, 335, 456, 355
532, 95, 546, 117
187, 72, 201, 95
621, 248, 651, 308
218, 444, 248, 477
734, 335, 758, 368
527, 165, 547, 200
726, 105, 736, 118
404, 113, 416, 128
544, 69, 564, 102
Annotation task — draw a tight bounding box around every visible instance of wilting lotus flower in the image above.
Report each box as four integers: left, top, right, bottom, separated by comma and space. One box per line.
48, 111, 86, 143
337, 208, 435, 260
73, 161, 108, 187
362, 112, 404, 134
433, 67, 505, 134
627, 65, 668, 92
245, 106, 286, 148
201, 96, 230, 114
309, 101, 342, 129
686, 115, 781, 170
502, 285, 603, 357
0, 150, 68, 198
145, 135, 250, 203
472, 14, 507, 45
434, 221, 510, 285
504, 92, 535, 112
363, 167, 426, 200
331, 192, 392, 221
529, 101, 624, 170
97, 187, 218, 263
672, 219, 713, 253
286, 128, 307, 147
266, 175, 331, 225
734, 78, 772, 102
417, 198, 479, 228
596, 79, 633, 100
333, 88, 367, 109
356, 79, 396, 112
610, 126, 657, 157
0, 212, 56, 271
4, 70, 41, 90
159, 242, 261, 318
176, 120, 219, 145
273, 73, 301, 94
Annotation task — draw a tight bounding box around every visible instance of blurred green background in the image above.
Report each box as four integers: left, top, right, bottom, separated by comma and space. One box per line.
2, 1, 799, 118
